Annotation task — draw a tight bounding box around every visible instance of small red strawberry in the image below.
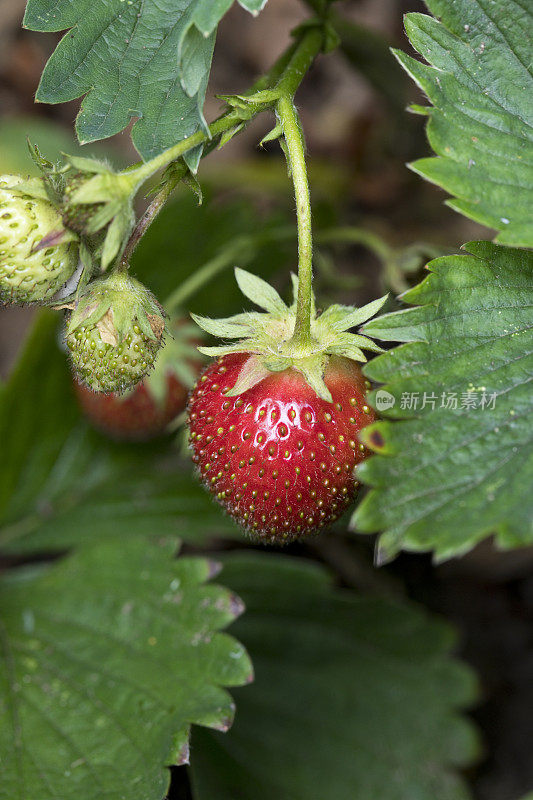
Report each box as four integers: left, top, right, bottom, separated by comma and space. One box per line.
75, 373, 186, 441
75, 318, 202, 440
189, 352, 375, 543
187, 268, 386, 543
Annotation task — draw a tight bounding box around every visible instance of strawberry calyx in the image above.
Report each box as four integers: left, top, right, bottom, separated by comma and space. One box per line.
60, 155, 141, 268
192, 268, 387, 402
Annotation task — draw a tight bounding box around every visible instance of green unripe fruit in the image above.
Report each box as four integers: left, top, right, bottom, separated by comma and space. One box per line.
0, 175, 79, 304
66, 272, 166, 394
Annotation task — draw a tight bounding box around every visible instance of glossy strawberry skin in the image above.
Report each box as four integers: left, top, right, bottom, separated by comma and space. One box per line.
75, 373, 187, 441
188, 353, 376, 543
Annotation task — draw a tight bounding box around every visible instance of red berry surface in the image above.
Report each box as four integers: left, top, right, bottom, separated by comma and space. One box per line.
188, 353, 376, 543
75, 373, 187, 441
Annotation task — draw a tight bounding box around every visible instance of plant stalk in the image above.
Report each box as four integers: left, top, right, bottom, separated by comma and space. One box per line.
120, 175, 181, 269
127, 26, 325, 190
276, 94, 314, 347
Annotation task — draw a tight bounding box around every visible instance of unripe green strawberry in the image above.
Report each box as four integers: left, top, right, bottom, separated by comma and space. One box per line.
74, 317, 203, 440
0, 175, 79, 304
66, 272, 166, 393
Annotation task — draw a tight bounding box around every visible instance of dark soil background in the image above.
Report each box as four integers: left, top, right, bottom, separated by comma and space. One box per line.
1, 2, 531, 798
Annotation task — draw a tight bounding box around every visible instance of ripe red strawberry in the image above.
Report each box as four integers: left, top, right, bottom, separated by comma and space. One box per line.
187, 268, 386, 543
74, 317, 202, 440
75, 373, 187, 441
189, 353, 376, 543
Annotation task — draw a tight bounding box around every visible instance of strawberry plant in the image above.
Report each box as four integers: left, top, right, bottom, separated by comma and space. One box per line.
0, 0, 531, 798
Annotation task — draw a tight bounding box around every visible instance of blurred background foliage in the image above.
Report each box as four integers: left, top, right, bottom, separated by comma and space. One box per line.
1, 2, 532, 800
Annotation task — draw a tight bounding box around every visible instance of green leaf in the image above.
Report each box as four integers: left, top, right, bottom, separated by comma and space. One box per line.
0, 312, 239, 556
0, 537, 252, 799
354, 241, 533, 562
395, 0, 533, 246
191, 553, 478, 800
23, 0, 267, 161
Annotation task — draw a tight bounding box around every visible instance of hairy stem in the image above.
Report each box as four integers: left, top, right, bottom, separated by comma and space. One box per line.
128, 26, 325, 189
120, 173, 182, 269
276, 94, 314, 347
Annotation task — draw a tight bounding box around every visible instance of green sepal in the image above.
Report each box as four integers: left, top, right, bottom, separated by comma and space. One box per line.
67, 273, 166, 342
224, 355, 271, 396
100, 209, 134, 269
218, 124, 245, 149
262, 355, 293, 372
70, 171, 134, 206
183, 172, 203, 205
259, 123, 283, 147
320, 295, 389, 332
191, 269, 385, 401
297, 355, 331, 403
192, 312, 257, 339
32, 225, 79, 253
325, 332, 384, 355
64, 155, 111, 175
197, 342, 250, 357
68, 296, 113, 333
235, 268, 287, 315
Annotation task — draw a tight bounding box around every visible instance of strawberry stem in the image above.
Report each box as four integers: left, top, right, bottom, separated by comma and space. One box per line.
119, 172, 181, 270
276, 94, 314, 348
122, 26, 326, 199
